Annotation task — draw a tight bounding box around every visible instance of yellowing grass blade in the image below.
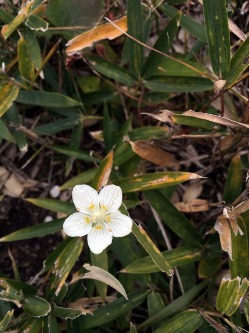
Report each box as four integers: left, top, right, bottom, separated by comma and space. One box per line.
66, 16, 127, 55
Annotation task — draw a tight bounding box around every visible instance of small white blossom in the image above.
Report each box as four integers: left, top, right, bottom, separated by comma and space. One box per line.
63, 184, 133, 254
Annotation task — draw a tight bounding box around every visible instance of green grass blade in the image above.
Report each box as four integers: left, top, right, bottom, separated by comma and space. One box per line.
155, 309, 204, 333
132, 223, 173, 276
223, 154, 242, 204
50, 145, 100, 163
137, 281, 208, 330
60, 169, 97, 190
127, 0, 144, 74
79, 290, 148, 329
0, 219, 63, 242
145, 190, 202, 246
225, 36, 249, 86
122, 247, 201, 274
160, 4, 207, 42
26, 198, 75, 214
0, 83, 19, 117
203, 0, 230, 77
142, 10, 181, 78
16, 91, 82, 107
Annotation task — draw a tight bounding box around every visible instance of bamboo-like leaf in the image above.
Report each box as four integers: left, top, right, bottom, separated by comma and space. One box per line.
0, 118, 14, 142
79, 290, 148, 329
142, 10, 182, 78
60, 169, 97, 190
143, 76, 213, 93
26, 198, 75, 214
23, 295, 51, 317
145, 190, 202, 246
132, 223, 173, 276
122, 247, 201, 274
53, 304, 82, 320
82, 263, 127, 299
85, 54, 136, 86
25, 14, 48, 31
92, 150, 113, 191
225, 36, 249, 86
52, 237, 83, 295
0, 310, 14, 333
5, 105, 27, 151
154, 309, 204, 333
0, 219, 63, 242
0, 83, 19, 117
160, 4, 207, 42
17, 34, 35, 83
223, 154, 242, 204
203, 0, 230, 77
50, 145, 100, 163
1, 13, 26, 39
22, 29, 43, 72
90, 250, 108, 299
16, 91, 82, 107
216, 277, 249, 316
127, 0, 144, 74
114, 171, 203, 193
230, 218, 248, 279
129, 126, 170, 141
130, 322, 137, 333
137, 281, 208, 330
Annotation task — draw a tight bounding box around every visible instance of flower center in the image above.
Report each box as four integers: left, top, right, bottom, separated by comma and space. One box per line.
91, 205, 110, 226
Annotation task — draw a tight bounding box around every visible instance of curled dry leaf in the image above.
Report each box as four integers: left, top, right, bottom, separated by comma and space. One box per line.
66, 16, 127, 55
142, 110, 174, 126
129, 140, 179, 169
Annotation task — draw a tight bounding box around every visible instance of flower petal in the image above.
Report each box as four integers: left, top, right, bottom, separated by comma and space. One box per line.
72, 185, 99, 213
87, 224, 112, 254
63, 212, 92, 237
108, 211, 133, 237
98, 185, 122, 212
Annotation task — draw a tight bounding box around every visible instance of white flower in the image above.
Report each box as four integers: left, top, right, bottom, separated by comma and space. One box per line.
63, 184, 133, 254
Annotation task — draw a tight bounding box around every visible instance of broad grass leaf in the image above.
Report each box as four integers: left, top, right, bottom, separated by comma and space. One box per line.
79, 290, 148, 329
127, 0, 144, 74
230, 218, 248, 279
223, 154, 242, 204
0, 219, 63, 242
0, 310, 14, 332
132, 223, 174, 276
23, 295, 51, 317
154, 309, 204, 333
142, 10, 182, 78
17, 34, 35, 83
225, 36, 249, 86
122, 247, 201, 274
16, 91, 82, 107
137, 281, 208, 331
85, 54, 136, 86
144, 76, 213, 93
25, 14, 48, 32
0, 83, 19, 117
60, 169, 97, 190
66, 16, 127, 54
90, 251, 108, 299
50, 145, 100, 163
160, 4, 207, 42
114, 171, 203, 193
52, 304, 83, 319
22, 29, 43, 71
1, 12, 26, 39
5, 105, 27, 151
145, 190, 202, 246
203, 0, 230, 77
0, 119, 14, 142
216, 277, 249, 316
34, 117, 81, 135
26, 198, 75, 214
128, 126, 170, 141
52, 238, 83, 295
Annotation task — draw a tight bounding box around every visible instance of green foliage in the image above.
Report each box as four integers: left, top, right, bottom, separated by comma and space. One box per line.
0, 0, 249, 332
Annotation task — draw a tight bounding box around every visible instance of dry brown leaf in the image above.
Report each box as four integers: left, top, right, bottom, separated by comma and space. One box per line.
3, 173, 24, 197
66, 16, 127, 54
69, 296, 116, 312
213, 79, 227, 93
175, 199, 209, 213
214, 215, 233, 259
129, 140, 179, 169
142, 110, 174, 125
